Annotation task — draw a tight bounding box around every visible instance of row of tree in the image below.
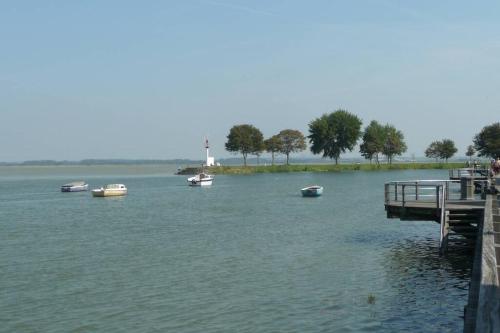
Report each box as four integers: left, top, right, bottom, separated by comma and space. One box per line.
225, 109, 500, 165
225, 109, 407, 165
423, 122, 500, 163
225, 126, 307, 166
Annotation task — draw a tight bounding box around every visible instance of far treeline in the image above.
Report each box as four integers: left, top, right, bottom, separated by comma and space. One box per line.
224, 109, 500, 166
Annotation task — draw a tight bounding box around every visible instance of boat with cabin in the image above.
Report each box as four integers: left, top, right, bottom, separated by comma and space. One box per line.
187, 173, 214, 186
91, 184, 128, 197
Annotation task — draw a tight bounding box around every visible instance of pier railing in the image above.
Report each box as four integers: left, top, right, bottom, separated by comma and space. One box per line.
449, 168, 489, 179
384, 180, 461, 208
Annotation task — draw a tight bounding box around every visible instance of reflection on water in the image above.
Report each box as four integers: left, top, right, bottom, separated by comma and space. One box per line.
387, 238, 473, 280
381, 237, 472, 332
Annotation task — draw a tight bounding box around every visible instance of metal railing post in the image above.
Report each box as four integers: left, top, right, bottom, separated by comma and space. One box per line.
439, 185, 448, 254
436, 185, 440, 208
402, 184, 406, 207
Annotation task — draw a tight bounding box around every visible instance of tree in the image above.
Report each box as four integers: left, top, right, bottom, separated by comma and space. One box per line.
439, 139, 457, 162
382, 124, 407, 164
264, 135, 282, 165
473, 122, 500, 159
425, 139, 457, 162
425, 141, 440, 162
359, 120, 385, 164
308, 109, 362, 164
276, 129, 306, 165
225, 124, 264, 166
466, 145, 475, 162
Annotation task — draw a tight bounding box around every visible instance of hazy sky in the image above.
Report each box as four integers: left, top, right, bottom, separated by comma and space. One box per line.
2, 1, 499, 162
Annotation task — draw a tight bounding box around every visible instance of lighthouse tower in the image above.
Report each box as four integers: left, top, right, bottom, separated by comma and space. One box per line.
205, 138, 215, 167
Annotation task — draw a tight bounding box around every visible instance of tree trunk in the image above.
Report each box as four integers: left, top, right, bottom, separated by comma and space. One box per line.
286, 153, 290, 165
271, 152, 275, 165
243, 153, 247, 166
335, 157, 338, 165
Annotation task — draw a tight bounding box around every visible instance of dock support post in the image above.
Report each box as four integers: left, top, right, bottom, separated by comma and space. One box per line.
440, 210, 449, 254
461, 176, 474, 200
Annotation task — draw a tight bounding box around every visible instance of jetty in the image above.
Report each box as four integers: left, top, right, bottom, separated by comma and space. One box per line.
384, 169, 499, 333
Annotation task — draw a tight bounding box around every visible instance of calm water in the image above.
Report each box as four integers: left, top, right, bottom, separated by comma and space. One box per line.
0, 166, 472, 332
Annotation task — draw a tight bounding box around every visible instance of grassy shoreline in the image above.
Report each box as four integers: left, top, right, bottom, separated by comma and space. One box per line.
206, 162, 470, 174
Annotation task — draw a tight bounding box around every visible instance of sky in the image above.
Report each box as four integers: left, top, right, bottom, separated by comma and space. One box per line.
1, 0, 499, 162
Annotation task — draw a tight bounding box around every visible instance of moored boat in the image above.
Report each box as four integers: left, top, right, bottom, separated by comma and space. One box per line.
301, 185, 323, 197
91, 184, 128, 197
61, 181, 89, 192
187, 173, 214, 186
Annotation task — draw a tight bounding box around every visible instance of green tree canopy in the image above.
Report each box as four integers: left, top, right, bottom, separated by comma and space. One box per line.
439, 139, 457, 162
473, 122, 500, 159
277, 129, 306, 165
359, 120, 385, 164
465, 145, 475, 161
425, 139, 457, 162
225, 124, 264, 166
382, 124, 407, 164
425, 141, 440, 162
264, 135, 282, 165
308, 109, 362, 164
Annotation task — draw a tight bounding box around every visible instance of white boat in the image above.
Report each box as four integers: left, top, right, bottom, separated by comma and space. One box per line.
187, 173, 214, 186
301, 185, 323, 197
91, 184, 128, 197
61, 181, 89, 192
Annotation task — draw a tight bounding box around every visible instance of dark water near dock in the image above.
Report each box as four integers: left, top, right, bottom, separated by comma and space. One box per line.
0, 167, 471, 332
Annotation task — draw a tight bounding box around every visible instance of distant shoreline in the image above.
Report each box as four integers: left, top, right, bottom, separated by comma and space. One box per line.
0, 159, 202, 167
1, 161, 486, 175
199, 162, 479, 174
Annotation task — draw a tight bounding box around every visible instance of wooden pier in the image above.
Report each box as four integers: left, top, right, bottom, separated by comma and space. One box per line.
384, 173, 500, 332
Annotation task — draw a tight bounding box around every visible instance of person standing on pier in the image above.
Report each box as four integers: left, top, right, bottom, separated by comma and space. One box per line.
491, 157, 500, 175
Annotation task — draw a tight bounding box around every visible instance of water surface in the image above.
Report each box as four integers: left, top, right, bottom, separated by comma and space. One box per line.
0, 167, 471, 332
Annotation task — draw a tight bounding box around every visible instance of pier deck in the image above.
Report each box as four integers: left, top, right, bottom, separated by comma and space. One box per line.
386, 200, 485, 221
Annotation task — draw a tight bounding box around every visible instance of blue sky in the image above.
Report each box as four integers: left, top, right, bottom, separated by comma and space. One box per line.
1, 1, 499, 161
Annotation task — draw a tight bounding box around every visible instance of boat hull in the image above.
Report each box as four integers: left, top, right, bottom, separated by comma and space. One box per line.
61, 184, 89, 192
188, 180, 213, 186
187, 174, 214, 186
301, 186, 323, 197
91, 189, 127, 197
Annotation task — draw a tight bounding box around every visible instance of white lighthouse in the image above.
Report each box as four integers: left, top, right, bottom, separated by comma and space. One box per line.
205, 138, 215, 167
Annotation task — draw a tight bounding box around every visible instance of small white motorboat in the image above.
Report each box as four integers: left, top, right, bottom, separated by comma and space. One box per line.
301, 185, 323, 197
61, 181, 89, 192
187, 173, 214, 186
91, 184, 128, 197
